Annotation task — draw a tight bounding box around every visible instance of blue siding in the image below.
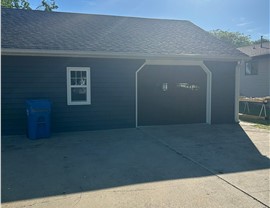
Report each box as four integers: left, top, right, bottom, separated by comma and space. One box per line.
2, 56, 145, 135
204, 61, 237, 123
2, 56, 237, 135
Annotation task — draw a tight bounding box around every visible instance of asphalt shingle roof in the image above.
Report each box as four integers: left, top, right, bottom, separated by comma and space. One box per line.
237, 43, 270, 57
2, 8, 246, 58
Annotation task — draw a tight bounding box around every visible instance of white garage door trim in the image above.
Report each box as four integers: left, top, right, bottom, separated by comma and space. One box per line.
135, 60, 212, 127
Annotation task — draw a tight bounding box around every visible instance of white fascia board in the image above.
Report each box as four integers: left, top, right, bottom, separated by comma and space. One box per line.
145, 60, 204, 66
1, 48, 250, 62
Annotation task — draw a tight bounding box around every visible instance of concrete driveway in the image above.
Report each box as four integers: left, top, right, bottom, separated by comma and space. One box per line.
2, 123, 270, 208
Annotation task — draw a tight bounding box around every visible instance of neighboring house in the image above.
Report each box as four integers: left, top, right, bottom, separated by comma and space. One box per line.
238, 42, 270, 97
1, 8, 248, 135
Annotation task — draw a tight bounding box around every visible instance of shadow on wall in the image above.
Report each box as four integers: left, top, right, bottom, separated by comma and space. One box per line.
1, 124, 269, 202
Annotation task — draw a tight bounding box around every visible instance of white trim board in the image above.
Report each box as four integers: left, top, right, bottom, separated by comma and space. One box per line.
234, 60, 244, 122
135, 62, 147, 127
135, 60, 212, 127
2, 48, 250, 62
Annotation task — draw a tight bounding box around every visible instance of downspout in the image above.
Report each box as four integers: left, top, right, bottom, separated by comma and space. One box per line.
135, 61, 146, 128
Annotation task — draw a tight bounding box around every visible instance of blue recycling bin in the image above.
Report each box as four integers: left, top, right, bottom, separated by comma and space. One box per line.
26, 99, 52, 140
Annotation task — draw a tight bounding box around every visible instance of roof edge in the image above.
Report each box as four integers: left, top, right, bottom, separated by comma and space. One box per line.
1, 48, 250, 61
1, 7, 191, 22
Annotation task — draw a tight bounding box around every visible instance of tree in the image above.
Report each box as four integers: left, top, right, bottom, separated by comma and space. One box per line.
1, 0, 31, 10
253, 37, 270, 45
36, 0, 58, 12
1, 0, 58, 11
209, 29, 252, 48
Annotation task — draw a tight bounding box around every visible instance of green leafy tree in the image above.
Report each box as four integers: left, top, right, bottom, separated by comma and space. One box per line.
209, 29, 252, 48
1, 0, 31, 9
1, 0, 58, 11
36, 0, 58, 11
253, 37, 270, 45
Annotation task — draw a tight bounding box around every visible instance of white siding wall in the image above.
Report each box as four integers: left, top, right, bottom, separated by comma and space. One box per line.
240, 56, 270, 97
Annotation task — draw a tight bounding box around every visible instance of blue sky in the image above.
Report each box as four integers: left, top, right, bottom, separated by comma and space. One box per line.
29, 0, 269, 40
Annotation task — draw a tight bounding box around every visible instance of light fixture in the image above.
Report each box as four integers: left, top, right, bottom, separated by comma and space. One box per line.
162, 83, 168, 91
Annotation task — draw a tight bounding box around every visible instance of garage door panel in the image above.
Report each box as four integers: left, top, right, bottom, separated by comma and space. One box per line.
138, 65, 206, 126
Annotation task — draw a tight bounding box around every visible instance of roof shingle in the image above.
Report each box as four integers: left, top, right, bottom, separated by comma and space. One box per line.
1, 8, 247, 59
237, 43, 270, 57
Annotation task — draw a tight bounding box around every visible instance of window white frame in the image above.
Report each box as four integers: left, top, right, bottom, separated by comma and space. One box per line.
67, 67, 91, 105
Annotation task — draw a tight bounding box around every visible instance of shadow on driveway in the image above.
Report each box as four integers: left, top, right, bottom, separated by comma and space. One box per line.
1, 124, 269, 203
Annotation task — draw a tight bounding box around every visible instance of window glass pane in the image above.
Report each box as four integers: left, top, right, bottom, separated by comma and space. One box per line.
77, 71, 82, 78
70, 71, 88, 85
71, 71, 76, 78
245, 61, 258, 75
251, 62, 258, 75
71, 78, 76, 85
80, 78, 87, 85
76, 78, 85, 85
71, 87, 87, 101
245, 63, 252, 75
74, 78, 79, 85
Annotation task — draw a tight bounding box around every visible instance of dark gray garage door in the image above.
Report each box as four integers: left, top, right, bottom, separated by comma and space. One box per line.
138, 65, 207, 126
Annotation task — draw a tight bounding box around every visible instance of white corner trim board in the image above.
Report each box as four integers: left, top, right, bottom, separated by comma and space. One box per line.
234, 60, 244, 122
135, 60, 212, 127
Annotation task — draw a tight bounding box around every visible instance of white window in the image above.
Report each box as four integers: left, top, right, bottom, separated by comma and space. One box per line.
67, 67, 91, 105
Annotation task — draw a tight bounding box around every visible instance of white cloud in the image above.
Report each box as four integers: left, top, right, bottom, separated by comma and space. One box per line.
237, 21, 253, 27
82, 0, 97, 7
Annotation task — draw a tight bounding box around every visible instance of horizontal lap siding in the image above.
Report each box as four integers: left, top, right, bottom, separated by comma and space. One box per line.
2, 56, 144, 135
204, 61, 237, 124
240, 56, 270, 97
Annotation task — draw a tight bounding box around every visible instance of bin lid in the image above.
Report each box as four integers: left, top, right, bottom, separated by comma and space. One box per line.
26, 99, 52, 109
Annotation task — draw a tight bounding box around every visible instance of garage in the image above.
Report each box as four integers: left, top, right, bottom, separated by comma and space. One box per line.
138, 64, 207, 126
2, 8, 248, 135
